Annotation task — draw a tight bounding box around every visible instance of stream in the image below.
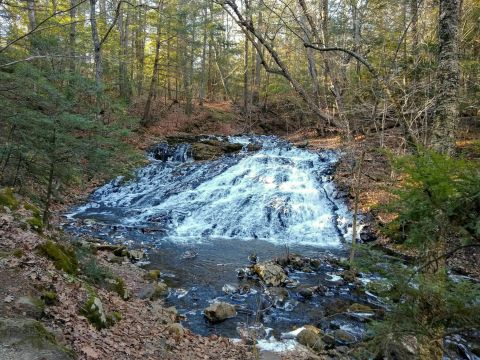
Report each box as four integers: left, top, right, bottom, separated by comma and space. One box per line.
64, 136, 386, 353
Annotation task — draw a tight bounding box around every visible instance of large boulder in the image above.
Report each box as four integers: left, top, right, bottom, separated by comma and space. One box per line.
0, 317, 74, 360
204, 302, 236, 323
253, 261, 287, 287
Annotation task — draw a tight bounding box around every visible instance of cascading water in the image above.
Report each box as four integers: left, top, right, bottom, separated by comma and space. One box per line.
66, 135, 368, 350
69, 135, 353, 247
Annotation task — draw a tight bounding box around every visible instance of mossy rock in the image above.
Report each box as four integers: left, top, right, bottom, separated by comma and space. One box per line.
81, 295, 108, 330
0, 187, 19, 211
347, 303, 374, 314
38, 241, 78, 275
297, 327, 324, 352
112, 278, 129, 301
365, 281, 391, 295
41, 291, 58, 306
0, 317, 74, 359
27, 216, 43, 232
145, 269, 161, 281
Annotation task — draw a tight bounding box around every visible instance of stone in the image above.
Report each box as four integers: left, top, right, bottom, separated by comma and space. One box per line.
297, 326, 324, 352
127, 249, 145, 261
166, 323, 184, 337
146, 270, 161, 281
332, 329, 356, 345
268, 287, 289, 306
253, 261, 287, 287
138, 282, 169, 300
347, 303, 374, 314
82, 296, 107, 330
340, 269, 358, 283
105, 252, 124, 264
0, 317, 74, 359
15, 296, 44, 319
237, 323, 266, 345
299, 287, 314, 299
204, 302, 236, 323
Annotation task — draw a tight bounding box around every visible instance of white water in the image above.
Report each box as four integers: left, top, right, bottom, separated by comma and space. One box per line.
69, 136, 354, 247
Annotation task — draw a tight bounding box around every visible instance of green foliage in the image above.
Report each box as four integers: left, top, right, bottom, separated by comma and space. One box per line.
382, 150, 480, 247
38, 240, 78, 275
0, 188, 19, 210
80, 257, 113, 285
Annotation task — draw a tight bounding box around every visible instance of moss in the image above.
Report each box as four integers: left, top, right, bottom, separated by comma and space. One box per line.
12, 249, 24, 258
0, 187, 19, 210
112, 278, 129, 300
81, 257, 112, 284
145, 269, 161, 281
81, 295, 107, 330
38, 240, 78, 275
41, 290, 57, 305
27, 216, 43, 232
106, 311, 122, 326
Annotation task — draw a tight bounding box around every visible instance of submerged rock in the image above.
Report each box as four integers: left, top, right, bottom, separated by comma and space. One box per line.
204, 302, 236, 323
253, 261, 287, 287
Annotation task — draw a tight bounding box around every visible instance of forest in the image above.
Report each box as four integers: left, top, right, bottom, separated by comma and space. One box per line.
0, 0, 479, 359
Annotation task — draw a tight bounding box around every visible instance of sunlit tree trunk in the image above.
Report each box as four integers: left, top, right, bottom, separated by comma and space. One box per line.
431, 0, 460, 155
90, 0, 103, 109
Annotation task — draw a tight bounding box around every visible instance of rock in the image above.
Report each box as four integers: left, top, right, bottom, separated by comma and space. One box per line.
253, 261, 287, 287
299, 287, 314, 299
297, 326, 324, 352
167, 323, 184, 337
222, 284, 237, 294
347, 303, 374, 314
237, 323, 266, 345
81, 296, 107, 330
204, 302, 236, 323
332, 329, 356, 345
105, 252, 124, 264
0, 317, 74, 359
146, 269, 161, 281
246, 143, 262, 152
127, 249, 145, 261
268, 287, 289, 307
15, 296, 44, 319
379, 335, 418, 360
138, 282, 169, 300
340, 269, 358, 283
165, 306, 179, 322
324, 299, 350, 316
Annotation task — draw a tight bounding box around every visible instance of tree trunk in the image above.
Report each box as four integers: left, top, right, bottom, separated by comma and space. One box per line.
135, 7, 146, 96
243, 0, 250, 113
252, 11, 263, 105
199, 5, 208, 106
42, 128, 56, 229
431, 0, 460, 155
118, 6, 131, 101
68, 0, 77, 77
142, 11, 162, 126
90, 0, 103, 100
27, 0, 36, 32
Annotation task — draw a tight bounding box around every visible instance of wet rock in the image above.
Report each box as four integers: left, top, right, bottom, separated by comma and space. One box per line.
138, 282, 169, 300
340, 269, 358, 283
253, 261, 287, 287
360, 225, 376, 242
127, 249, 145, 262
204, 302, 236, 323
267, 287, 289, 307
222, 284, 237, 295
332, 329, 356, 345
299, 287, 314, 299
379, 335, 418, 360
237, 323, 266, 345
166, 323, 184, 337
347, 303, 374, 314
0, 317, 74, 359
297, 326, 324, 352
324, 299, 350, 316
191, 140, 242, 161
246, 143, 262, 152
145, 269, 161, 281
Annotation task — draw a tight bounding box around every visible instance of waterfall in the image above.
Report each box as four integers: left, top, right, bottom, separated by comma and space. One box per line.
69, 136, 353, 247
